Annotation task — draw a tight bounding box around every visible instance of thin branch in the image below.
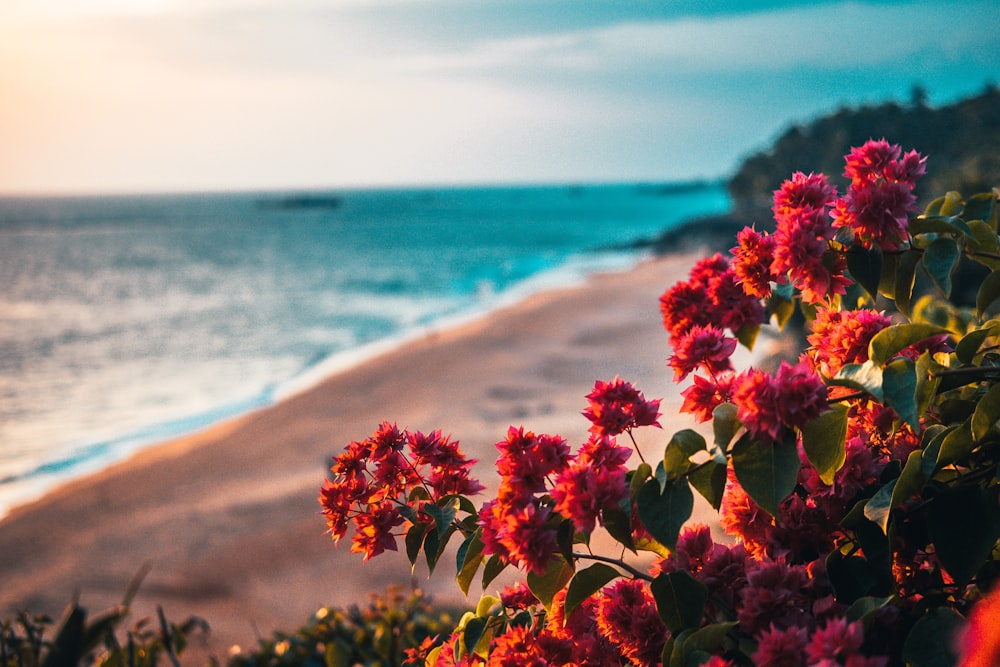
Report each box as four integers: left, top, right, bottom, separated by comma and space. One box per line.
571, 552, 654, 582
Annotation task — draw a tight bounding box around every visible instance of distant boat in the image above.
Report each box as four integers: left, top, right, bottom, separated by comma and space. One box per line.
257, 193, 343, 211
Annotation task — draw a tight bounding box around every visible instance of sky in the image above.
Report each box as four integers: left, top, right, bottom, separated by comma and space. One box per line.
0, 0, 997, 195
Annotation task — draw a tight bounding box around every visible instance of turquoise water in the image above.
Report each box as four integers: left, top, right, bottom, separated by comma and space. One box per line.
0, 183, 729, 514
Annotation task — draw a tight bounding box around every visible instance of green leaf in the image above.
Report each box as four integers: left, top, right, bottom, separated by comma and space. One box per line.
424, 499, 458, 537
868, 323, 950, 366
475, 594, 499, 617
679, 621, 738, 660
894, 249, 920, 318
976, 269, 1000, 318
845, 244, 883, 301
901, 607, 964, 667
909, 215, 972, 237
636, 477, 694, 551
972, 382, 1000, 441
712, 402, 740, 452
927, 485, 1000, 586
688, 459, 727, 511
955, 322, 1000, 364
965, 220, 1000, 269
863, 480, 896, 533
826, 551, 881, 604
42, 604, 87, 667
936, 419, 976, 467
405, 523, 428, 569
889, 450, 925, 514
564, 564, 621, 618
630, 462, 653, 494
936, 191, 965, 217
482, 554, 507, 589
883, 358, 920, 430
526, 557, 574, 612
735, 322, 759, 350
650, 571, 708, 634
845, 596, 891, 623
730, 431, 800, 517
922, 236, 959, 297
964, 191, 996, 227
462, 616, 489, 659
663, 429, 706, 480
767, 289, 795, 329
456, 530, 485, 596
878, 250, 901, 300
829, 361, 884, 401
800, 404, 848, 485
602, 504, 636, 553
914, 351, 942, 419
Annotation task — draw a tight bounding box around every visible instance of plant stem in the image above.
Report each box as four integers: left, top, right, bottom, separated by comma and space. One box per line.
571, 552, 654, 582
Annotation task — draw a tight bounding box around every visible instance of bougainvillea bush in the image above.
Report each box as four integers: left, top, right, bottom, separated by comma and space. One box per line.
320, 140, 1000, 667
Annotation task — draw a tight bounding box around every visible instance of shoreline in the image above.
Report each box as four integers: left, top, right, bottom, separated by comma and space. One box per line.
0, 248, 651, 522
0, 249, 756, 660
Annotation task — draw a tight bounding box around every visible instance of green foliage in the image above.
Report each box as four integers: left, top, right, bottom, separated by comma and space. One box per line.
226, 588, 456, 667
0, 597, 207, 667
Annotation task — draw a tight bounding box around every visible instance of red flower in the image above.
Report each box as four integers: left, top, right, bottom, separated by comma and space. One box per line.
594, 579, 669, 666
832, 139, 926, 249
582, 377, 662, 436
752, 623, 809, 667
808, 307, 891, 376
731, 226, 777, 298
350, 504, 404, 561
806, 617, 866, 664
680, 373, 734, 422
669, 324, 737, 381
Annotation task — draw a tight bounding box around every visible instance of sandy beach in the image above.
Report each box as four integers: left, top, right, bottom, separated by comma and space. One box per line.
0, 251, 755, 661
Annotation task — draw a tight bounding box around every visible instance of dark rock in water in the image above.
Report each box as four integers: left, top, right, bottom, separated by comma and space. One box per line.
258, 194, 343, 211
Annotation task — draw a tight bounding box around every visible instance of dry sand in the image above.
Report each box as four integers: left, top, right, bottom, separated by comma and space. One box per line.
0, 252, 759, 661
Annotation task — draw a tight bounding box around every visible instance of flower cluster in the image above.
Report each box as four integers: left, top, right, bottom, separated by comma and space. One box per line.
319, 421, 483, 560
479, 408, 643, 573
322, 142, 1000, 666
660, 253, 766, 344
582, 376, 662, 436
832, 138, 926, 249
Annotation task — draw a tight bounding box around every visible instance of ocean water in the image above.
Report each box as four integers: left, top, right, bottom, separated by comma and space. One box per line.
0, 183, 729, 516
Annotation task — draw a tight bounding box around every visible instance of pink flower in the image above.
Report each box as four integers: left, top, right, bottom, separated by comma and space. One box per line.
669, 324, 738, 381
808, 307, 891, 376
732, 368, 783, 442
350, 504, 404, 561
731, 360, 827, 443
772, 206, 847, 304
495, 426, 570, 501
731, 226, 777, 298
486, 625, 550, 666
773, 358, 829, 431
499, 581, 539, 611
773, 171, 838, 216
753, 623, 809, 667
546, 589, 621, 666
552, 460, 626, 534
583, 377, 662, 436
504, 504, 559, 575
832, 139, 926, 250
738, 559, 812, 635
680, 373, 734, 422
806, 617, 865, 664
594, 579, 669, 666
660, 253, 765, 342
660, 280, 712, 340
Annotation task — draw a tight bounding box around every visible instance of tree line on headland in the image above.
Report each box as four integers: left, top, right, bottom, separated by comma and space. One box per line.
652, 84, 1000, 254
